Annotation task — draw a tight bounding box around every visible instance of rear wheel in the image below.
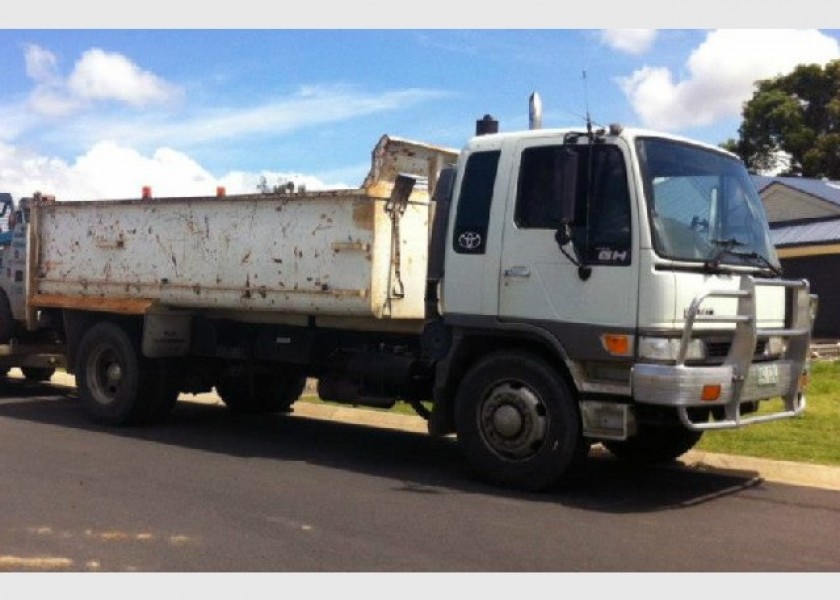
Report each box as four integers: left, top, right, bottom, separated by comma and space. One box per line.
75, 321, 174, 425
216, 371, 306, 415
454, 351, 587, 492
603, 425, 702, 464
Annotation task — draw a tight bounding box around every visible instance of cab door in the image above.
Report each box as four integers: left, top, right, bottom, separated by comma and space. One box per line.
498, 139, 640, 342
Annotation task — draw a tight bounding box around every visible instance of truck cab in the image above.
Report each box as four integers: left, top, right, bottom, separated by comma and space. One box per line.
0, 192, 64, 380
431, 118, 813, 489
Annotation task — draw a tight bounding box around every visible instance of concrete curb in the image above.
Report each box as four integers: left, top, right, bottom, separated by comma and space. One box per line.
30, 370, 840, 492
287, 405, 840, 492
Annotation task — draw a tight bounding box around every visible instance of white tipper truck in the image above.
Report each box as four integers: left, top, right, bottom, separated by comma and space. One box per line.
0, 97, 816, 491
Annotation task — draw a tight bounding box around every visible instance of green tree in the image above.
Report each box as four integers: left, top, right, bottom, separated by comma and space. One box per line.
728, 59, 840, 178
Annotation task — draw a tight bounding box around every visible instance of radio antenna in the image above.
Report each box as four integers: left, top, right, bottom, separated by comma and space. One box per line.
581, 69, 594, 282
582, 70, 593, 137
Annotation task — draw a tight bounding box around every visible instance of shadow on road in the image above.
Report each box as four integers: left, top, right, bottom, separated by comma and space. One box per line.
0, 378, 771, 514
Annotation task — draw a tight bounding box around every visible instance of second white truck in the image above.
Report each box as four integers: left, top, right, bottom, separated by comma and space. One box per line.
0, 97, 816, 491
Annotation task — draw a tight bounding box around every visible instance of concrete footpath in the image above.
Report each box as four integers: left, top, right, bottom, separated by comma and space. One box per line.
31, 371, 840, 493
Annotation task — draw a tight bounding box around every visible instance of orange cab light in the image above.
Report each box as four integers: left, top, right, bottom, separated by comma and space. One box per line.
701, 384, 722, 402
602, 334, 631, 356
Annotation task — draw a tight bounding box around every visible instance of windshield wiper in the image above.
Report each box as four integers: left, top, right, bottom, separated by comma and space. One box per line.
729, 250, 783, 277
705, 238, 746, 272
705, 238, 782, 277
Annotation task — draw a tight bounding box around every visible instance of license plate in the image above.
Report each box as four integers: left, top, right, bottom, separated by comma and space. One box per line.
756, 364, 779, 386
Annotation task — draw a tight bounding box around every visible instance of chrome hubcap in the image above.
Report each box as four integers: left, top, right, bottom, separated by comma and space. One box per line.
88, 347, 124, 405
106, 363, 122, 387
479, 381, 548, 460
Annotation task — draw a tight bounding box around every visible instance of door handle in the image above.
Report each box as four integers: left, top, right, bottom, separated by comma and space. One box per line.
504, 266, 531, 278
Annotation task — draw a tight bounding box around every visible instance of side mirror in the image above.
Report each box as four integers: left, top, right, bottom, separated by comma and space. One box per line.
554, 147, 578, 233
552, 147, 591, 281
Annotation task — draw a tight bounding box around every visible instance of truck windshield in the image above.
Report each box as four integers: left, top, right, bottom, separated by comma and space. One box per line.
636, 137, 780, 273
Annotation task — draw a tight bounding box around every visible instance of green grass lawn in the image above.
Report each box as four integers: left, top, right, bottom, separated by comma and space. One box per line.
695, 360, 840, 466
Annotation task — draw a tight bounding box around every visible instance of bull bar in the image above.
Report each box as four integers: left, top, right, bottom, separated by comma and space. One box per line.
632, 276, 814, 431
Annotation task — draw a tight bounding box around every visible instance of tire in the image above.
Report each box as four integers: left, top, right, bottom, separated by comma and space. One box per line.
75, 321, 172, 426
454, 351, 587, 492
0, 290, 14, 344
603, 426, 702, 464
216, 371, 306, 415
21, 367, 56, 382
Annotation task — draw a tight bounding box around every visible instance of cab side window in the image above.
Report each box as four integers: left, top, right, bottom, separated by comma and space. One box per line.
515, 146, 568, 229
515, 144, 632, 265
452, 151, 500, 255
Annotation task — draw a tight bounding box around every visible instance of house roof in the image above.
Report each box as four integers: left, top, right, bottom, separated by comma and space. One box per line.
752, 175, 840, 208
770, 216, 840, 247
753, 176, 840, 246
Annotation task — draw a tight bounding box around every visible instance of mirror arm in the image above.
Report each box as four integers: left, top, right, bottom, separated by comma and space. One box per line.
554, 224, 592, 281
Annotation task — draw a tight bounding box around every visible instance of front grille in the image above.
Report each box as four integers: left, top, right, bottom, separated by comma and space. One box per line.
697, 338, 770, 364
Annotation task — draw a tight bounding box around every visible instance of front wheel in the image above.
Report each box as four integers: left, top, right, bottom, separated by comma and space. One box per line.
454, 351, 587, 492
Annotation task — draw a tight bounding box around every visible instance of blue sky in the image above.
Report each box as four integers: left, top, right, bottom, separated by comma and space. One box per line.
2, 19, 840, 200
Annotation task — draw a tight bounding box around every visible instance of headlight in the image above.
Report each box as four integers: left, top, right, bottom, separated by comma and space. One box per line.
638, 336, 706, 362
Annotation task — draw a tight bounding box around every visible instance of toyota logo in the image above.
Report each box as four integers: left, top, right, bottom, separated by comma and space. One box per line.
458, 231, 482, 250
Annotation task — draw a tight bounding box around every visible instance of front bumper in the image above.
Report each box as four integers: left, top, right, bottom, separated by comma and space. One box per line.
633, 359, 805, 430
631, 276, 813, 431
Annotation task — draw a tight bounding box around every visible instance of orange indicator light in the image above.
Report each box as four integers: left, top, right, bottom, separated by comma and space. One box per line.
602, 334, 630, 356
701, 384, 722, 402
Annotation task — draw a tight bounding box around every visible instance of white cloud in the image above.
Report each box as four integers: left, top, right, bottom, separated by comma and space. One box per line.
601, 29, 657, 55
25, 45, 80, 117
70, 142, 216, 198
24, 44, 181, 117
0, 141, 87, 199
0, 102, 38, 143
219, 171, 348, 195
0, 141, 341, 202
44, 85, 448, 150
68, 48, 180, 107
3, 46, 444, 201
24, 44, 59, 83
619, 29, 840, 130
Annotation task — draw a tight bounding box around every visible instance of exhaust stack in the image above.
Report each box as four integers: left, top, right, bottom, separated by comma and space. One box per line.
529, 92, 542, 130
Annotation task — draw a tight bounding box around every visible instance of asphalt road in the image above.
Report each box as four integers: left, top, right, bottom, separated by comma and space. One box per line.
1, 376, 839, 573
